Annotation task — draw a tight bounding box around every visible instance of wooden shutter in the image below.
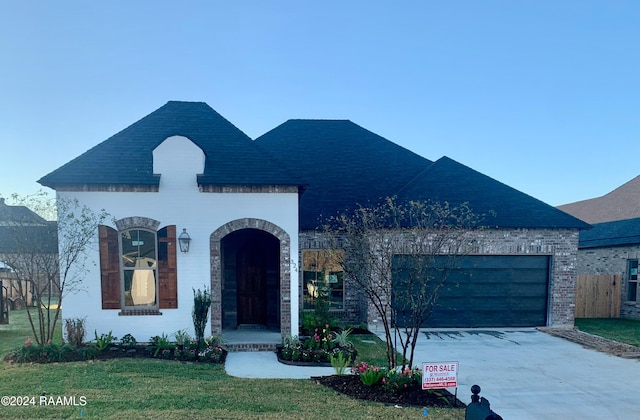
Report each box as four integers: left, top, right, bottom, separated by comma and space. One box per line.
158, 225, 178, 308
99, 225, 120, 309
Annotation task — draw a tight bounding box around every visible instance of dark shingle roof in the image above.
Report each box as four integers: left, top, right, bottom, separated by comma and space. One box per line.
579, 217, 640, 249
395, 157, 591, 229
38, 101, 301, 188
254, 119, 432, 230
0, 222, 58, 254
0, 198, 48, 226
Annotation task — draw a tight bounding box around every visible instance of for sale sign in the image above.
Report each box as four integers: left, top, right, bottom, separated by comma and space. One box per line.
422, 361, 458, 389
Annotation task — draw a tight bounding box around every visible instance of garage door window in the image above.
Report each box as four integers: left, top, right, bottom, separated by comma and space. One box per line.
627, 259, 638, 302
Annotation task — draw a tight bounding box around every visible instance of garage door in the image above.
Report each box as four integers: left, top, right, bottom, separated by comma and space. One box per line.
392, 255, 550, 328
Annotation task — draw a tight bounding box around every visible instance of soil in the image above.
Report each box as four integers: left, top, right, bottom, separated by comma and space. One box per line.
313, 374, 465, 408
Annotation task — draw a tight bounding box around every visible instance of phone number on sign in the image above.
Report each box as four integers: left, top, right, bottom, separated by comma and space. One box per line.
1, 395, 87, 407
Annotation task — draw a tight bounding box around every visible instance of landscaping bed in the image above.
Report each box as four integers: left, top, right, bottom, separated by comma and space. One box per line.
314, 374, 465, 408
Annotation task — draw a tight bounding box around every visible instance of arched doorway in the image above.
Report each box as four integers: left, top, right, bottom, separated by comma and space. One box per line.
221, 229, 279, 329
210, 219, 291, 337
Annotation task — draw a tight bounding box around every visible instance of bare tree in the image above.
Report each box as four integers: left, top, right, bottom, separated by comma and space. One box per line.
323, 197, 484, 369
0, 194, 108, 345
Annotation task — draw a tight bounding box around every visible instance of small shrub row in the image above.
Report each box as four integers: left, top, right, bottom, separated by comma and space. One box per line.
352, 362, 423, 392
278, 326, 357, 364
4, 328, 226, 365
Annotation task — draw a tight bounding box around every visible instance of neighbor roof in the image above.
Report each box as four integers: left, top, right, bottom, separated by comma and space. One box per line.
0, 198, 48, 226
254, 119, 432, 230
558, 175, 640, 224
38, 101, 301, 188
578, 217, 640, 249
396, 157, 591, 229
0, 222, 58, 254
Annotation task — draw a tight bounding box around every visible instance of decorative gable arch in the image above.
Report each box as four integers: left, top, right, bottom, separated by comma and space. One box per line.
210, 218, 291, 337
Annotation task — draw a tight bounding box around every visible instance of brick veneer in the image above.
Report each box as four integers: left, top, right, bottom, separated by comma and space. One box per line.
210, 218, 291, 339
300, 228, 580, 328
577, 246, 640, 320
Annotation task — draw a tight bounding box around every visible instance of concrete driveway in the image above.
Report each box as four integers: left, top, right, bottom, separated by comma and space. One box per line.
399, 328, 640, 420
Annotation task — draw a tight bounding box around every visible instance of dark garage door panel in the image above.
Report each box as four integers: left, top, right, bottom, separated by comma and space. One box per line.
392, 255, 549, 328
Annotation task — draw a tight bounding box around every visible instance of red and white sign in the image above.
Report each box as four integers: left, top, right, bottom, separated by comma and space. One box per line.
422, 361, 458, 389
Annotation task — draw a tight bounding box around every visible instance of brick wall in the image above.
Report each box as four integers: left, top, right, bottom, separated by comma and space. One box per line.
577, 246, 640, 320
300, 228, 580, 328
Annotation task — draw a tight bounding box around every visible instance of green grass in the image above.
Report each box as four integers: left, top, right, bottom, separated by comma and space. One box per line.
575, 318, 640, 347
0, 310, 464, 419
351, 334, 392, 366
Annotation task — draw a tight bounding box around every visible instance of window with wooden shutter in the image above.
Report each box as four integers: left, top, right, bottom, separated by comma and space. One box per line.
99, 225, 120, 309
158, 225, 178, 308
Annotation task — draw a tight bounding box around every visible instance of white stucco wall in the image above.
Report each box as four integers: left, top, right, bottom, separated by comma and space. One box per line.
58, 136, 299, 341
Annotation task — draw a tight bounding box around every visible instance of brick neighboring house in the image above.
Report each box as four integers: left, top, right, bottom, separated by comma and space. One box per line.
560, 177, 640, 320
0, 198, 58, 311
38, 101, 588, 341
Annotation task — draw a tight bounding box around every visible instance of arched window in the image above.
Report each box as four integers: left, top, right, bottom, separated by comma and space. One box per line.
99, 223, 177, 313
121, 229, 157, 307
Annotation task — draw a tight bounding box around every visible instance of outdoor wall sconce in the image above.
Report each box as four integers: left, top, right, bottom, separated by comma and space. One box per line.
178, 228, 192, 253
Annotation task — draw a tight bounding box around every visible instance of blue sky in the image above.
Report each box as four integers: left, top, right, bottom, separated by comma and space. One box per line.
1, 1, 638, 207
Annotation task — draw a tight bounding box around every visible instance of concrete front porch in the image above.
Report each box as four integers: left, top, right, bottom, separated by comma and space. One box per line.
222, 329, 281, 352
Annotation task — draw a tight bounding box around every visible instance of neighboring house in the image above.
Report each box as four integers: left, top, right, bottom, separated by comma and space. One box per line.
559, 176, 640, 320
575, 218, 640, 320
0, 198, 58, 309
38, 101, 588, 341
558, 176, 640, 224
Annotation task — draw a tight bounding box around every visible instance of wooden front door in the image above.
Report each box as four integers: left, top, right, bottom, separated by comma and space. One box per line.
237, 245, 267, 325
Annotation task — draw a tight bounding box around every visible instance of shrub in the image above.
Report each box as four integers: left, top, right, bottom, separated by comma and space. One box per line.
329, 351, 350, 375
119, 334, 138, 350
382, 367, 421, 392
94, 331, 116, 351
174, 329, 191, 346
149, 333, 175, 358
352, 362, 386, 386
64, 318, 86, 347
193, 287, 211, 346
332, 328, 353, 347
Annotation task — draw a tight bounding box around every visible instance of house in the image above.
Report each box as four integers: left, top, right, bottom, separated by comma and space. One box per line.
576, 218, 640, 319
559, 177, 640, 320
0, 198, 58, 311
38, 101, 588, 341
558, 176, 640, 224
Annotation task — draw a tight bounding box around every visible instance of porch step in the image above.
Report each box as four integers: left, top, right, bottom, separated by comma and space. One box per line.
224, 342, 278, 352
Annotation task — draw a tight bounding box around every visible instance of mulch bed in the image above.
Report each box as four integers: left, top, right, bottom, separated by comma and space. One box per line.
313, 374, 465, 408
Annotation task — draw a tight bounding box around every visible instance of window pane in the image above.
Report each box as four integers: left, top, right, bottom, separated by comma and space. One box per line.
302, 250, 344, 310
123, 269, 157, 306
122, 229, 156, 267
628, 260, 639, 302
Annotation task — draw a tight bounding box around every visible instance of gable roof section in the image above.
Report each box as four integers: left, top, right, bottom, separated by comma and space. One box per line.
557, 175, 640, 224
254, 120, 431, 230
38, 101, 300, 189
579, 217, 640, 249
396, 157, 591, 229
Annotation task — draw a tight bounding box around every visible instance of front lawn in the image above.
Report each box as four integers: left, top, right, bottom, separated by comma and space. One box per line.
0, 311, 464, 419
574, 318, 640, 347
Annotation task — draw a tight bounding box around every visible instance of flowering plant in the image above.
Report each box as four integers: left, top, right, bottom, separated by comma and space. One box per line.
382, 367, 422, 392
352, 362, 386, 386
279, 328, 356, 364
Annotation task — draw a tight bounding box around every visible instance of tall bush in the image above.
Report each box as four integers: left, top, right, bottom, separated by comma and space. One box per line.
192, 286, 211, 346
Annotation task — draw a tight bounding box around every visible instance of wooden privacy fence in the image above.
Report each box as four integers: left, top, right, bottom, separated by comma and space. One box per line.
575, 274, 621, 318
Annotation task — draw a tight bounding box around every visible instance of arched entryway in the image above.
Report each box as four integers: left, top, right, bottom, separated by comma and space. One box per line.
210, 219, 291, 338
221, 229, 279, 329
